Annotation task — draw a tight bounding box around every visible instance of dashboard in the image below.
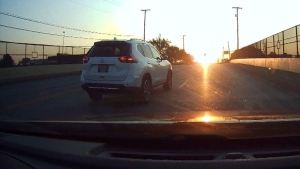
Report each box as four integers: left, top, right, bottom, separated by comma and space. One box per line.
1, 132, 300, 169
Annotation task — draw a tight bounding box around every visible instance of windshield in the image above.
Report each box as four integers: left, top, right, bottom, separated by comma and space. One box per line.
88, 42, 131, 57
0, 0, 300, 140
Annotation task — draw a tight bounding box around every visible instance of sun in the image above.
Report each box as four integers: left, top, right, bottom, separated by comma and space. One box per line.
194, 55, 218, 63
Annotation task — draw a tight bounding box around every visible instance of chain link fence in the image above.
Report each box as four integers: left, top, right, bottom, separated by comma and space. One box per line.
231, 25, 299, 59
0, 41, 91, 65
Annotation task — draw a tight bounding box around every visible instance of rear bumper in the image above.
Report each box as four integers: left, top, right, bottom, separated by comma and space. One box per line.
81, 83, 141, 94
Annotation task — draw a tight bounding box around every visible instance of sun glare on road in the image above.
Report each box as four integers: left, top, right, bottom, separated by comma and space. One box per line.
201, 63, 209, 80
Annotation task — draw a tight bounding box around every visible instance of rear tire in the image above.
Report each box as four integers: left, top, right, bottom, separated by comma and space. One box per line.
139, 76, 152, 103
88, 92, 103, 101
163, 71, 172, 91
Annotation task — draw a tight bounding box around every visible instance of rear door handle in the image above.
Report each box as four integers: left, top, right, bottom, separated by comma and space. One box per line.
147, 61, 151, 64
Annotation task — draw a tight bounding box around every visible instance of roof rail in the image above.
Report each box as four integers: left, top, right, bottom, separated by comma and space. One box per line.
129, 38, 146, 42
99, 37, 127, 41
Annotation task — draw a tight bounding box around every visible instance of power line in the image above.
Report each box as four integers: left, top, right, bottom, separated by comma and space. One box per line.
0, 24, 102, 40
0, 11, 134, 37
102, 0, 121, 6
68, 0, 110, 13
69, 0, 122, 11
0, 40, 90, 48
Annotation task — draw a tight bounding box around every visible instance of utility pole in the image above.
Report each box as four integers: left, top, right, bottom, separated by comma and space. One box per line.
232, 7, 242, 50
228, 41, 231, 59
62, 31, 65, 54
182, 35, 186, 51
141, 9, 150, 41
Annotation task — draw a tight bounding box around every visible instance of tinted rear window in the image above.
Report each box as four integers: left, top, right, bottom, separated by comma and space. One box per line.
88, 41, 130, 57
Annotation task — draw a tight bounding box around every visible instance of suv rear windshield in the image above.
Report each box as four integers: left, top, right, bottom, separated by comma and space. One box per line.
88, 41, 130, 57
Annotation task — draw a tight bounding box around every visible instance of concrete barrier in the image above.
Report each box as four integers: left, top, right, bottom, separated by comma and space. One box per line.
0, 64, 82, 85
231, 58, 300, 74
232, 64, 300, 95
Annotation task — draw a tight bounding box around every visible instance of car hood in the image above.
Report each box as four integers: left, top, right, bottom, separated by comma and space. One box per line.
1, 110, 300, 141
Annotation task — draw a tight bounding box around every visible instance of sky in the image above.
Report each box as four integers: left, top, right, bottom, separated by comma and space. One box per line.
0, 0, 299, 62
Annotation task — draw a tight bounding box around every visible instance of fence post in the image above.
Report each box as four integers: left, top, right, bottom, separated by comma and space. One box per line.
266, 38, 268, 57
5, 42, 8, 54
72, 47, 74, 55
25, 44, 27, 59
272, 35, 275, 57
259, 41, 262, 57
282, 31, 285, 57
43, 45, 45, 65
296, 25, 299, 57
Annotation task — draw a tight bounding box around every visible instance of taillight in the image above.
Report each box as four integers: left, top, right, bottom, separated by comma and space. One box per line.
118, 55, 138, 63
83, 55, 89, 63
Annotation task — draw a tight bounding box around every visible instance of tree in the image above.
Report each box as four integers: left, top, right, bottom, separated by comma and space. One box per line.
148, 37, 171, 54
165, 46, 180, 63
18, 58, 31, 66
182, 54, 194, 64
0, 54, 15, 68
231, 46, 263, 60
148, 36, 194, 64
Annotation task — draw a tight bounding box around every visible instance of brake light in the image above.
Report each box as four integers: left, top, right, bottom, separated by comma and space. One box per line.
83, 55, 89, 63
118, 55, 138, 63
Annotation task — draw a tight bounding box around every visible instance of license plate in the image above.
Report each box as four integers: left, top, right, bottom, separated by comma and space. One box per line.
98, 64, 109, 72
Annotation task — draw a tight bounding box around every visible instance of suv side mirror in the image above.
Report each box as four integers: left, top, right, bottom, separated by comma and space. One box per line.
162, 54, 168, 60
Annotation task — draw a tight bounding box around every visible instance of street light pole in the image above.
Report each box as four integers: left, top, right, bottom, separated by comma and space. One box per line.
182, 35, 186, 51
232, 7, 242, 50
141, 9, 150, 41
62, 31, 65, 54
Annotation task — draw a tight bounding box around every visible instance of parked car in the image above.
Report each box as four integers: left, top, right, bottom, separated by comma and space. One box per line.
81, 39, 172, 103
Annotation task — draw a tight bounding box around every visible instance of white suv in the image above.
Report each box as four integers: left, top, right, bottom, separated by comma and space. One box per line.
81, 39, 172, 103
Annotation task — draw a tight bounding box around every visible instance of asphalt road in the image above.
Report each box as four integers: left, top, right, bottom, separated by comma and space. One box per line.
1, 63, 300, 121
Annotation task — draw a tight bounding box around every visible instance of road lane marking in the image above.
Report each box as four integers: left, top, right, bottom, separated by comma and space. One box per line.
179, 79, 189, 88
0, 88, 81, 114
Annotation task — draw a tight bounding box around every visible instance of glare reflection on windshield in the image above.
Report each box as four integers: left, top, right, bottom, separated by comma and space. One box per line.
198, 114, 212, 122
192, 113, 225, 123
